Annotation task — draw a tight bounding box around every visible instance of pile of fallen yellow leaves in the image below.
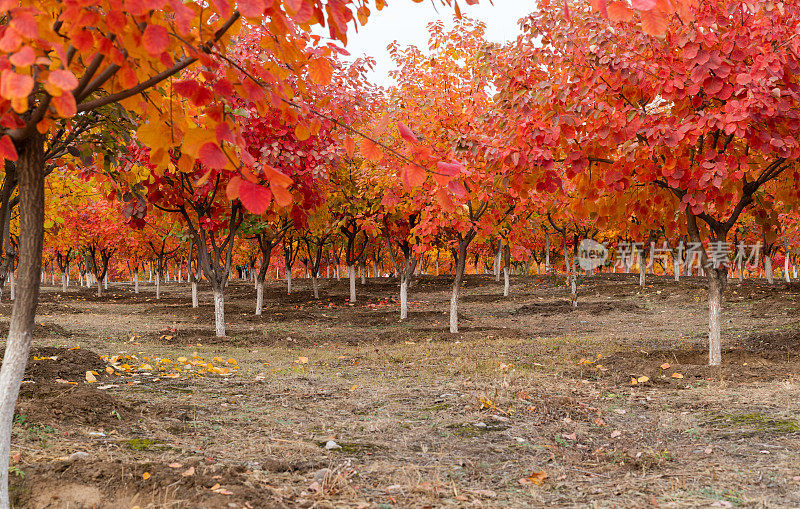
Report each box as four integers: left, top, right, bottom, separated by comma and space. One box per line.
88, 352, 239, 384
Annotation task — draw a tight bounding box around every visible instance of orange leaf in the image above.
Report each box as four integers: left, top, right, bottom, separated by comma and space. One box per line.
641, 8, 667, 37
342, 136, 356, 157
607, 1, 634, 21
52, 93, 77, 117
308, 58, 333, 86
48, 69, 79, 95
271, 182, 293, 207
226, 176, 242, 200
360, 139, 383, 162
0, 70, 33, 100
295, 122, 311, 141
9, 46, 35, 67
401, 164, 426, 189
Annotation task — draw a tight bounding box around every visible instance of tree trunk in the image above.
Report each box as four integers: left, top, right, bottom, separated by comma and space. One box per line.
286, 270, 292, 294
502, 243, 511, 297
191, 281, 198, 308
348, 264, 356, 303
0, 133, 45, 506
61, 273, 67, 292
9, 273, 14, 301
213, 286, 225, 337
494, 243, 501, 281
360, 259, 366, 285
104, 273, 108, 290
96, 279, 102, 297
134, 272, 139, 293
570, 271, 577, 308
765, 255, 774, 284
255, 280, 263, 315
450, 240, 468, 333
784, 242, 790, 283
545, 235, 550, 273
639, 250, 646, 287
400, 276, 408, 320
155, 272, 161, 299
707, 267, 725, 366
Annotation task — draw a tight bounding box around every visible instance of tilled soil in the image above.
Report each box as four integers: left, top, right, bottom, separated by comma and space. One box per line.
3, 273, 800, 508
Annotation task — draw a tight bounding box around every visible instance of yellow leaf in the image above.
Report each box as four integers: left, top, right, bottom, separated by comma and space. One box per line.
85, 371, 97, 383
226, 358, 237, 365
168, 462, 183, 468
630, 377, 638, 385
295, 356, 309, 364
105, 366, 114, 375
672, 372, 684, 379
182, 466, 195, 477
177, 356, 188, 363
142, 472, 151, 480
139, 364, 153, 371
660, 363, 670, 370
637, 376, 650, 384
295, 123, 311, 141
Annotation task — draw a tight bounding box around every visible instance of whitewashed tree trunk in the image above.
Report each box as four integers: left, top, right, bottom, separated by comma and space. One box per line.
494, 244, 501, 281
255, 280, 263, 315
784, 243, 790, 283
360, 262, 366, 285
286, 271, 292, 294
213, 287, 225, 337
61, 274, 67, 292
570, 271, 577, 308
545, 235, 551, 273
400, 277, 408, 320
673, 256, 680, 282
156, 273, 161, 299
503, 266, 510, 297
639, 251, 646, 287
9, 273, 14, 301
348, 264, 356, 303
312, 276, 319, 299
765, 255, 774, 284
191, 281, 198, 308
134, 272, 139, 293
708, 269, 724, 366
104, 273, 108, 290
335, 264, 340, 281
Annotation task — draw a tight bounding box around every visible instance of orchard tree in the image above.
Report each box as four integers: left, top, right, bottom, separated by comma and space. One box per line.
500, 0, 800, 364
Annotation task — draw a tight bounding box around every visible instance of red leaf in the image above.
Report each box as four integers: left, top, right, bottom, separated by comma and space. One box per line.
239, 180, 272, 214
630, 0, 656, 9
398, 122, 416, 144
436, 161, 462, 176
142, 25, 170, 57
238, 0, 267, 17
0, 135, 18, 162
198, 142, 228, 169
11, 13, 38, 39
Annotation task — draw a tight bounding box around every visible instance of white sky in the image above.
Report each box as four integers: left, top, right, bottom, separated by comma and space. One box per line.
338, 0, 538, 86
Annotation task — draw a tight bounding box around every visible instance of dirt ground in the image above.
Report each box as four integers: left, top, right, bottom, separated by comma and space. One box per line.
3, 272, 800, 508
